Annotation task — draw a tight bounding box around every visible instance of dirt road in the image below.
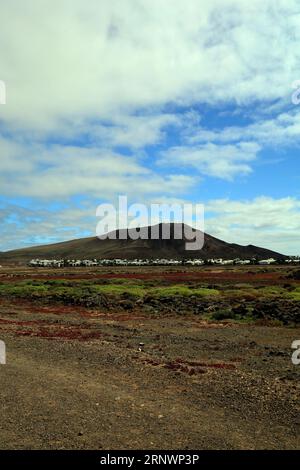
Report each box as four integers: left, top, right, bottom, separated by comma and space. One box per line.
0, 299, 299, 449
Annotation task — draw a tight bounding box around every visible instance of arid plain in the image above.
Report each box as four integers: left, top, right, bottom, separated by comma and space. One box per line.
0, 265, 299, 449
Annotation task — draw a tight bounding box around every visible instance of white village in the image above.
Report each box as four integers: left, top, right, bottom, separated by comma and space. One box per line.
27, 257, 300, 268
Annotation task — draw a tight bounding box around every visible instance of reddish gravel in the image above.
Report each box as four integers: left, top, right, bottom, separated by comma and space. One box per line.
0, 269, 295, 285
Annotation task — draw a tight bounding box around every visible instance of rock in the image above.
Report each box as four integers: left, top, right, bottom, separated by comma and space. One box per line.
119, 299, 134, 310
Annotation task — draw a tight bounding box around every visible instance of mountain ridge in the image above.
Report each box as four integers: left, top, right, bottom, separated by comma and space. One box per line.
0, 223, 286, 264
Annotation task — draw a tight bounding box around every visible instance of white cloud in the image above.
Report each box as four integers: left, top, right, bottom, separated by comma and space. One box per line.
159, 142, 260, 179
0, 1, 299, 252
92, 113, 180, 149
205, 197, 300, 254
1, 0, 300, 184
0, 0, 300, 131
0, 202, 96, 250
187, 111, 300, 148
0, 139, 196, 199
1, 196, 300, 254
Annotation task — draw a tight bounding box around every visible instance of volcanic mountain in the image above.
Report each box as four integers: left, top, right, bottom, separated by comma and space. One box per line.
0, 223, 285, 264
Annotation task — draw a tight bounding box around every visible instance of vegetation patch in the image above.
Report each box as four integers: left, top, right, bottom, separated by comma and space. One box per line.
0, 276, 299, 323
0, 280, 219, 303
148, 286, 219, 297
288, 287, 300, 301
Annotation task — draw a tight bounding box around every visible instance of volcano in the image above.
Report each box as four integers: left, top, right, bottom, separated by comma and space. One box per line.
0, 223, 286, 264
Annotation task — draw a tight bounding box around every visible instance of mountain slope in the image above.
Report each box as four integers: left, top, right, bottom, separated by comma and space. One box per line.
0, 223, 285, 263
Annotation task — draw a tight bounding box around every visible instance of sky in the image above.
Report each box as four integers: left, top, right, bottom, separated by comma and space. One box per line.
0, 0, 300, 254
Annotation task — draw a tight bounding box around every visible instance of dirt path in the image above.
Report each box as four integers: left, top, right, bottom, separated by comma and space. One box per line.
0, 301, 299, 449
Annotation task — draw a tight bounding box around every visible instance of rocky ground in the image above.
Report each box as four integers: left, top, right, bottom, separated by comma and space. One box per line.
0, 266, 299, 449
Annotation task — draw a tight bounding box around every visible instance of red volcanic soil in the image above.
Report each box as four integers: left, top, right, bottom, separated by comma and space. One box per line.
14, 327, 105, 341
0, 298, 93, 317
0, 278, 299, 450
0, 268, 294, 285
0, 297, 149, 322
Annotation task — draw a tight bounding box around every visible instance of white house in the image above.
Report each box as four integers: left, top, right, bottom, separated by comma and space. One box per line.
258, 258, 276, 265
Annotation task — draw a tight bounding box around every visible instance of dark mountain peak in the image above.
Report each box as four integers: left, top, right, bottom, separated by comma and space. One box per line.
0, 223, 286, 264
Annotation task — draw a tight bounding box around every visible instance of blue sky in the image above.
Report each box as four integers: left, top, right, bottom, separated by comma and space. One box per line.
1, 0, 300, 254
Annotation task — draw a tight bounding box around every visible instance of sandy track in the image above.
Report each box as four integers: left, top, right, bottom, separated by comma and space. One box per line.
0, 300, 299, 450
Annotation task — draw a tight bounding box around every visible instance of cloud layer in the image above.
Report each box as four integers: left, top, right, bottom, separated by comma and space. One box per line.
1, 0, 300, 129
0, 0, 300, 253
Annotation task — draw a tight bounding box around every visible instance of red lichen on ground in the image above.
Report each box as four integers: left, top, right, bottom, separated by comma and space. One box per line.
0, 318, 51, 326
0, 312, 108, 341
0, 298, 93, 316
137, 355, 237, 376
14, 326, 105, 341
174, 357, 237, 369
0, 268, 296, 285
0, 298, 148, 322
